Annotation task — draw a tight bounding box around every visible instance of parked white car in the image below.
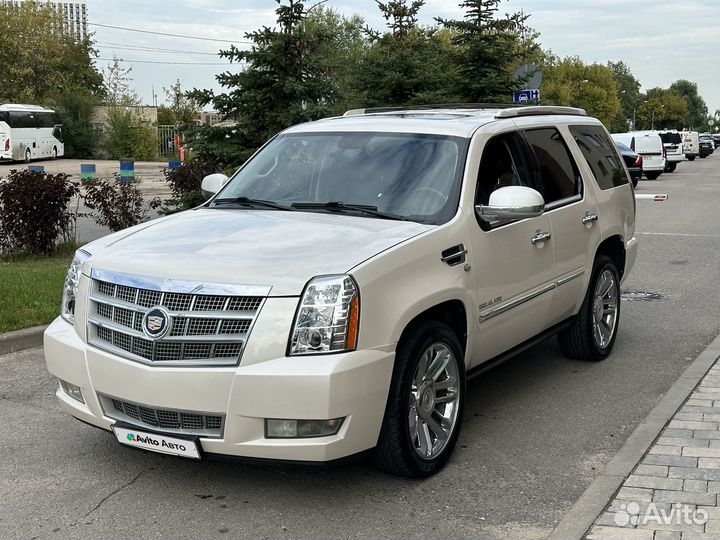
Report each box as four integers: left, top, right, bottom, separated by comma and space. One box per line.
612, 131, 666, 180
45, 105, 637, 477
657, 130, 685, 172
682, 130, 700, 160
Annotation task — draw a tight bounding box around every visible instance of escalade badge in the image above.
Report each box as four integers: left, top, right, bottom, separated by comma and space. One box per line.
142, 307, 171, 339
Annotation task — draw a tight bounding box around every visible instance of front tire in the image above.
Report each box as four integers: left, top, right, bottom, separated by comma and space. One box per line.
24, 148, 31, 163
688, 156, 696, 161
558, 255, 621, 361
52, 147, 57, 160
375, 321, 465, 477
665, 162, 677, 173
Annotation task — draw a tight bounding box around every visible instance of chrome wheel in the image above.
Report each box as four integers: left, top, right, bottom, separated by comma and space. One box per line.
592, 269, 619, 349
408, 342, 460, 460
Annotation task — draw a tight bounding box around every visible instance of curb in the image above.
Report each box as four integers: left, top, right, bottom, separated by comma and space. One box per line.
0, 325, 48, 356
547, 331, 720, 540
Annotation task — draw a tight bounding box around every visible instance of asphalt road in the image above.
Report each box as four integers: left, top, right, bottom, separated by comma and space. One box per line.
2, 154, 720, 539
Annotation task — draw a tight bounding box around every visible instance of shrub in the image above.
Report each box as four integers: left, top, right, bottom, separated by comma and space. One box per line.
0, 170, 79, 254
83, 174, 149, 232
55, 90, 101, 158
151, 160, 220, 214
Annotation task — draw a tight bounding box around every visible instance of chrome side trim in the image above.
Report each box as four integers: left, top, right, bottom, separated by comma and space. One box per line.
479, 268, 585, 323
479, 282, 556, 322
90, 267, 272, 297
556, 268, 585, 287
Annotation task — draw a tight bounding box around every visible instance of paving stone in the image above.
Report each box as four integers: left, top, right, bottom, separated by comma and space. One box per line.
635, 464, 669, 477
676, 413, 706, 421
707, 481, 720, 493
653, 490, 716, 505
643, 455, 698, 468
704, 414, 720, 422
626, 475, 683, 490
652, 532, 681, 540
668, 421, 719, 431
617, 487, 654, 502
693, 430, 720, 440
585, 526, 653, 540
686, 399, 714, 407
697, 458, 720, 469
650, 446, 683, 456
663, 429, 695, 438
594, 512, 622, 527
682, 406, 720, 415
608, 500, 675, 514
657, 437, 704, 447
669, 467, 720, 481
684, 479, 709, 492
682, 447, 720, 458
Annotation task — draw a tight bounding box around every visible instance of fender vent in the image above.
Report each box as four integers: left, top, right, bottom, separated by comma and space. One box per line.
441, 244, 467, 267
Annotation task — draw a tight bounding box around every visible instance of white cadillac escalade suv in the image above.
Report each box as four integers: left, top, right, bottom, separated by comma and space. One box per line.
45, 105, 637, 477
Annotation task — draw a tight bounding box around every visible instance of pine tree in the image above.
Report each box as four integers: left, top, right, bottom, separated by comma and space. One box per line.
438, 0, 529, 102
188, 0, 337, 164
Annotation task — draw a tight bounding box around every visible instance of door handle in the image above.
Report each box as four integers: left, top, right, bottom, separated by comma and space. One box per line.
531, 231, 552, 245
582, 212, 599, 225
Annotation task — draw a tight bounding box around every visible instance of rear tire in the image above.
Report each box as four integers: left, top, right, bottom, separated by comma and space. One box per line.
375, 321, 465, 478
688, 156, 696, 161
558, 255, 621, 362
645, 171, 661, 180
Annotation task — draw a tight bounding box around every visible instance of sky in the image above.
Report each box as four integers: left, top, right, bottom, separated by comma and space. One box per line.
89, 0, 720, 117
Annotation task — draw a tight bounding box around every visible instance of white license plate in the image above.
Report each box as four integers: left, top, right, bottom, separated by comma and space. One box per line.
112, 425, 201, 459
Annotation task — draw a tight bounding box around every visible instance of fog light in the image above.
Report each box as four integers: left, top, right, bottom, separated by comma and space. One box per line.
59, 379, 84, 403
266, 418, 344, 439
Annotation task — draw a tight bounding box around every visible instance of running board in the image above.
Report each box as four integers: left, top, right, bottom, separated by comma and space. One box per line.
467, 319, 573, 380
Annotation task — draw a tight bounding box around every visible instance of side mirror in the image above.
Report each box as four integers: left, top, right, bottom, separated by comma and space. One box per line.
201, 173, 229, 199
476, 186, 545, 221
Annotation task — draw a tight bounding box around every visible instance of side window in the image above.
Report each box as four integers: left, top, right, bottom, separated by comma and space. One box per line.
475, 131, 538, 206
523, 128, 580, 205
569, 125, 629, 190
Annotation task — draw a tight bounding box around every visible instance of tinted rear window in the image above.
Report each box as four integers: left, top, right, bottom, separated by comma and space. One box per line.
659, 132, 682, 144
570, 125, 628, 190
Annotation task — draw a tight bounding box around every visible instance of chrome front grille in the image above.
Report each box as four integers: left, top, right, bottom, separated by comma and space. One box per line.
87, 269, 269, 367
101, 395, 224, 437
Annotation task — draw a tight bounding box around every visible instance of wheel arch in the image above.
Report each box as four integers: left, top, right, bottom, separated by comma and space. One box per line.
596, 234, 626, 279
397, 299, 468, 359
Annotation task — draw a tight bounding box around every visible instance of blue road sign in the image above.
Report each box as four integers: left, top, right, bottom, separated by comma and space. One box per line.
513, 89, 540, 104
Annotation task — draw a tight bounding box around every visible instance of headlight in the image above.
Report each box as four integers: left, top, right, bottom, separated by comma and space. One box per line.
289, 275, 360, 355
61, 249, 91, 323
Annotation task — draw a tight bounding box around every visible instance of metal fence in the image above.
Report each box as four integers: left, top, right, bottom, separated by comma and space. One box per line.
157, 125, 178, 157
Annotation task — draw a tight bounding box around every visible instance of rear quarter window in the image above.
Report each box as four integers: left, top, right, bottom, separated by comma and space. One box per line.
569, 125, 629, 190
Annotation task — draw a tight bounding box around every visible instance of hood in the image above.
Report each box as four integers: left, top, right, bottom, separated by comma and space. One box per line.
84, 208, 432, 296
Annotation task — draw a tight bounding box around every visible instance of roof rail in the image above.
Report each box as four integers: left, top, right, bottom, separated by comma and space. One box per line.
343, 103, 521, 116
494, 106, 587, 118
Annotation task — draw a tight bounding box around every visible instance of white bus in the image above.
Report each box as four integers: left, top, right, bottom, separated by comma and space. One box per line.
0, 104, 65, 162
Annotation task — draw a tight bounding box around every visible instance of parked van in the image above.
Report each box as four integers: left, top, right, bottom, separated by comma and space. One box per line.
611, 131, 665, 180
682, 131, 699, 160
657, 130, 684, 172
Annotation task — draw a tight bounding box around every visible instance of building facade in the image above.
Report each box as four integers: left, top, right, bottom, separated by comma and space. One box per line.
2, 0, 88, 39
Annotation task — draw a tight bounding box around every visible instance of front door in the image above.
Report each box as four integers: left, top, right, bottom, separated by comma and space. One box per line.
469, 130, 556, 364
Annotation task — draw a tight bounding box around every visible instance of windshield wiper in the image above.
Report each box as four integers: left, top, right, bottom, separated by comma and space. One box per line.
211, 196, 294, 211
290, 201, 408, 221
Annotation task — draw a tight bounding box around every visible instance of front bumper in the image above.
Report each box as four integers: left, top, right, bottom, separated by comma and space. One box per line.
44, 317, 394, 462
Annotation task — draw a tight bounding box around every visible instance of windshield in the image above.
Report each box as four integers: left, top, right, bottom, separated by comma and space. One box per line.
213, 132, 469, 224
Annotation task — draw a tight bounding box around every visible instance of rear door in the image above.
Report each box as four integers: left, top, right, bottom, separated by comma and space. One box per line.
635, 134, 664, 170
521, 125, 595, 323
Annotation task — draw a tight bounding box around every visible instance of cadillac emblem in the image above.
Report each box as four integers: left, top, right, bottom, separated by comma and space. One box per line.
142, 307, 171, 339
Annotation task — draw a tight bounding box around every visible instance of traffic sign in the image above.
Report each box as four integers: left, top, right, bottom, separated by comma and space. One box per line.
514, 89, 540, 104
